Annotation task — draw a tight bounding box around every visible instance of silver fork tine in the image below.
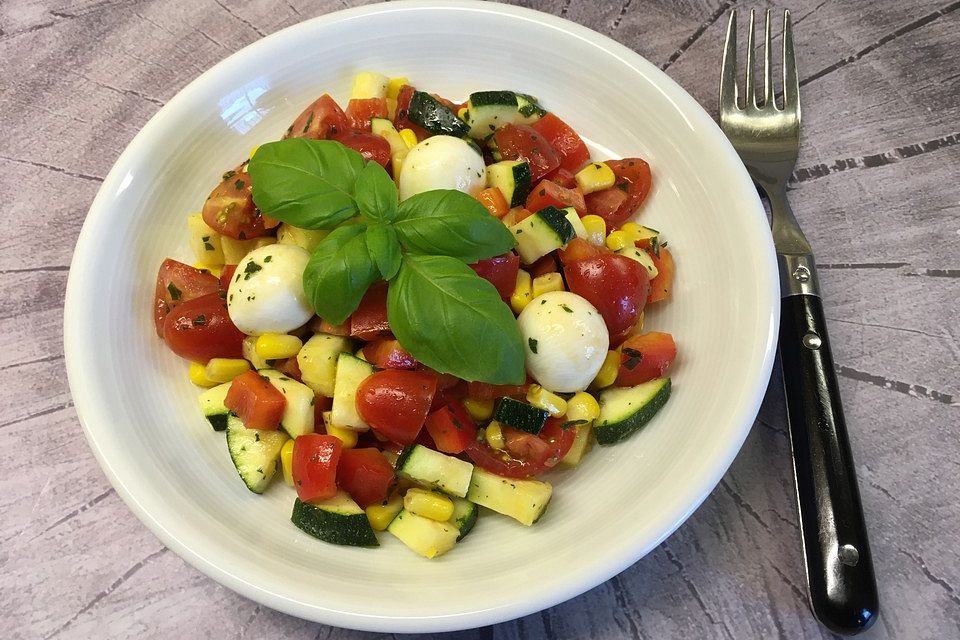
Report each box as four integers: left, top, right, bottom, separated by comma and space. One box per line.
782, 9, 800, 115
762, 9, 773, 108
720, 10, 739, 110
744, 9, 755, 108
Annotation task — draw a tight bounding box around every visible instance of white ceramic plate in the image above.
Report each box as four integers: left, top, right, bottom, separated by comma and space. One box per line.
65, 0, 777, 632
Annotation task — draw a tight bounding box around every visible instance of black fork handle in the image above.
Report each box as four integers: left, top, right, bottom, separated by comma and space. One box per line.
780, 293, 879, 634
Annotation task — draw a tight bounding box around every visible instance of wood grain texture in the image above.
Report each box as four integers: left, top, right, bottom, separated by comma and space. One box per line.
2, 0, 958, 638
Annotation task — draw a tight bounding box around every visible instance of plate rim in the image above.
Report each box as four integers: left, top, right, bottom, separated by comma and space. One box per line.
64, 0, 779, 632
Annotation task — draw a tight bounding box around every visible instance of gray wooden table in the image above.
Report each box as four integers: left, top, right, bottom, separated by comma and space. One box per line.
2, 1, 958, 638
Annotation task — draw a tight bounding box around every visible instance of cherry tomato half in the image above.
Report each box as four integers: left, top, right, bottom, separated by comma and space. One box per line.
424, 401, 477, 454
465, 418, 575, 479
362, 339, 417, 370
563, 249, 650, 345
285, 94, 349, 140
493, 124, 560, 183
350, 282, 391, 341
583, 158, 652, 228
469, 253, 520, 302
337, 447, 395, 508
531, 113, 590, 173
161, 293, 245, 362
331, 130, 391, 169
201, 163, 270, 240
154, 258, 220, 337
355, 370, 438, 445
525, 179, 587, 215
345, 97, 388, 132
224, 370, 285, 430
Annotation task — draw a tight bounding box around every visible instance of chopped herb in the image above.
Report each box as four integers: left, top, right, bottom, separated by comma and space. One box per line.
264, 255, 273, 263
192, 314, 206, 326
167, 282, 182, 301
234, 179, 246, 190
222, 170, 236, 181
539, 188, 546, 197
255, 432, 260, 442
560, 304, 573, 313
238, 230, 246, 240
528, 338, 539, 354
616, 181, 629, 192
451, 416, 464, 431
243, 261, 262, 280
488, 124, 496, 131
303, 111, 314, 133
560, 419, 588, 429
650, 236, 662, 257
541, 299, 547, 305
203, 240, 215, 251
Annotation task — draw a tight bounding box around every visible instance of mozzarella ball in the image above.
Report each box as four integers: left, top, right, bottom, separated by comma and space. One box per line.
398, 135, 486, 201
517, 291, 610, 393
227, 244, 313, 335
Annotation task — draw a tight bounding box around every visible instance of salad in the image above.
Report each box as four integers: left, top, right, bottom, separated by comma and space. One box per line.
152, 72, 677, 559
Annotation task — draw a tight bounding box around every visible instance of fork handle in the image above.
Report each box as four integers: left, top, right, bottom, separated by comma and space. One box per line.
780, 293, 879, 634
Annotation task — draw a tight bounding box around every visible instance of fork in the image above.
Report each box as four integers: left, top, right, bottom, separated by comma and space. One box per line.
719, 9, 879, 635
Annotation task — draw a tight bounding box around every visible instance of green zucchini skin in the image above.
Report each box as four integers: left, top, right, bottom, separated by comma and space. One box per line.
291, 497, 379, 547
493, 397, 549, 435
408, 91, 470, 137
594, 378, 672, 445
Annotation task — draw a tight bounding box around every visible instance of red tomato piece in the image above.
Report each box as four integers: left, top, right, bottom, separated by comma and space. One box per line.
544, 166, 577, 189
275, 355, 303, 382
529, 255, 558, 278
345, 97, 388, 132
476, 187, 510, 218
362, 339, 417, 370
430, 378, 468, 411
218, 264, 238, 292
531, 113, 590, 172
493, 124, 560, 182
512, 207, 535, 223
583, 158, 652, 228
201, 163, 269, 240
563, 251, 650, 345
162, 293, 245, 362
424, 401, 477, 454
465, 381, 530, 401
331, 130, 391, 169
616, 332, 678, 387
337, 448, 395, 508
285, 94, 349, 140
293, 434, 342, 502
350, 282, 391, 341
525, 179, 587, 215
312, 317, 351, 336
464, 418, 575, 479
469, 253, 520, 302
224, 370, 286, 430
393, 85, 430, 140
355, 370, 438, 444
646, 247, 675, 304
154, 259, 220, 337
558, 237, 601, 265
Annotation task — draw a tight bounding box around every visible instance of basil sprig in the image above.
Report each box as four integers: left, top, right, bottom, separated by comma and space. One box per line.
249, 139, 523, 384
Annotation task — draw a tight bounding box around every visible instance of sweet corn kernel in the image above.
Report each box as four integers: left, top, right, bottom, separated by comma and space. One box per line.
193, 262, 222, 278
526, 384, 567, 417
565, 392, 600, 423
485, 420, 506, 450
532, 272, 564, 298
255, 333, 303, 360
386, 76, 409, 100
592, 350, 621, 389
463, 397, 494, 421
457, 106, 468, 120
574, 161, 616, 194
325, 423, 359, 449
580, 214, 607, 246
366, 494, 404, 530
605, 230, 630, 251
510, 270, 533, 314
188, 361, 218, 387
404, 488, 455, 522
249, 145, 260, 159
205, 358, 251, 383
399, 128, 418, 149
280, 439, 295, 486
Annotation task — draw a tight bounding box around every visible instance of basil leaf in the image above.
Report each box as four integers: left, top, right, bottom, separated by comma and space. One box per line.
394, 190, 516, 262
302, 225, 378, 324
388, 254, 525, 384
248, 138, 365, 230
366, 224, 401, 280
355, 161, 398, 223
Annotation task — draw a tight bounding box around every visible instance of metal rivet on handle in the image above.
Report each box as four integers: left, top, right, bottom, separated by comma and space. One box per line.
802, 333, 822, 349
793, 265, 811, 282
839, 544, 860, 566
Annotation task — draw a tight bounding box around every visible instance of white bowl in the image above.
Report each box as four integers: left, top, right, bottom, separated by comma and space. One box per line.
64, 0, 777, 632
